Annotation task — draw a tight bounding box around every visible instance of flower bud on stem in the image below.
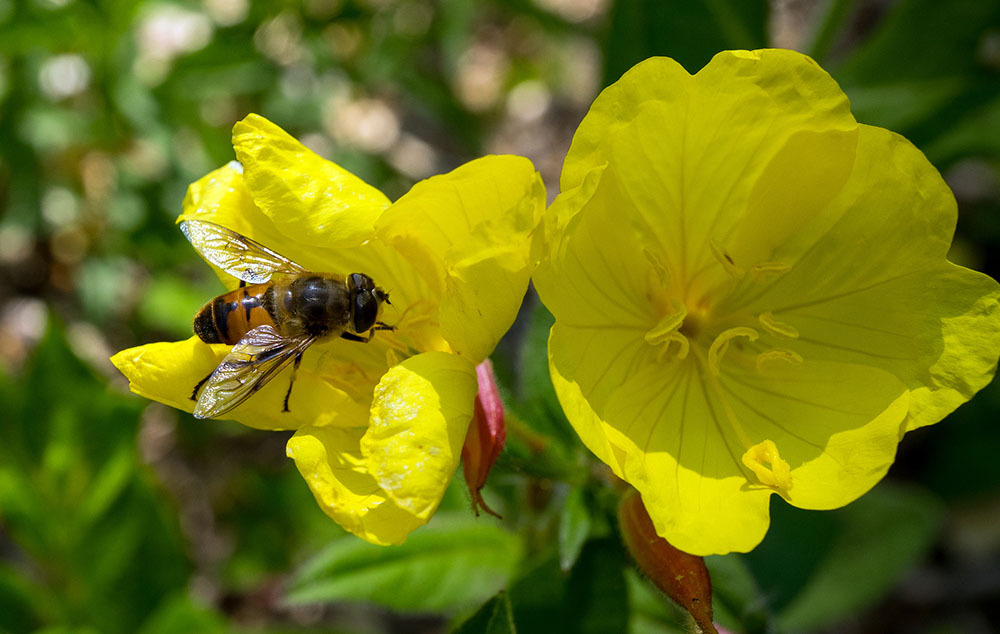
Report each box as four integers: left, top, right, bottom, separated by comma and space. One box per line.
462, 359, 505, 518
619, 490, 717, 634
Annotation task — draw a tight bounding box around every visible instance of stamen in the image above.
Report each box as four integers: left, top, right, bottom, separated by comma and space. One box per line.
758, 311, 799, 338
750, 261, 791, 277
659, 332, 689, 361
707, 327, 758, 376
741, 439, 793, 491
709, 239, 744, 278
645, 299, 689, 361
755, 348, 804, 372
643, 247, 670, 286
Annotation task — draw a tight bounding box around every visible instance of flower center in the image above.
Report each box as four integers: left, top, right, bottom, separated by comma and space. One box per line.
641, 245, 806, 494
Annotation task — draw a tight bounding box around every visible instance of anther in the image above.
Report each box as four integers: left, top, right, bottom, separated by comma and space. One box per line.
750, 261, 792, 278
643, 247, 670, 286
645, 299, 689, 361
755, 348, 804, 372
758, 311, 799, 338
709, 239, 744, 278
707, 326, 758, 376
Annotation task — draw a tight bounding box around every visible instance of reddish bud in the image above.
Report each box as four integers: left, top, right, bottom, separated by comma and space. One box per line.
619, 490, 717, 634
462, 359, 506, 518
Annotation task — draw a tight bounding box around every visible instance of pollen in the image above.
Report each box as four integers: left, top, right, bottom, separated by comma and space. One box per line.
741, 439, 793, 492
707, 327, 758, 376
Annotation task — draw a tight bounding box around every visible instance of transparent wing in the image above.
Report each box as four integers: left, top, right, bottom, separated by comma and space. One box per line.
180, 219, 307, 284
194, 325, 315, 419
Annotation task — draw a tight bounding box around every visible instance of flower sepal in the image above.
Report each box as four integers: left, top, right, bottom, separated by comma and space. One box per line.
619, 490, 717, 634
461, 359, 506, 518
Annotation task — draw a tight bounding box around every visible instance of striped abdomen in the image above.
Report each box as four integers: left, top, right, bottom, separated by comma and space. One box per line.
193, 284, 276, 345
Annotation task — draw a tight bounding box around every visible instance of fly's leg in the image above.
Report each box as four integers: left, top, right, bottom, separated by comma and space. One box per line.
282, 350, 305, 412
190, 371, 213, 401
340, 322, 396, 344
340, 332, 371, 343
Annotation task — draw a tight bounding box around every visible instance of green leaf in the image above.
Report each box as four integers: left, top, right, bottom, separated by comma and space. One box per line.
832, 0, 1000, 160
286, 514, 521, 612
833, 0, 1000, 83
0, 321, 191, 632
0, 562, 44, 633
776, 484, 945, 630
603, 0, 768, 82
453, 592, 517, 634
742, 497, 839, 612
558, 488, 592, 571
508, 552, 569, 633
566, 538, 628, 634
626, 569, 688, 634
925, 94, 1000, 167
138, 594, 228, 634
705, 555, 770, 634
509, 539, 627, 634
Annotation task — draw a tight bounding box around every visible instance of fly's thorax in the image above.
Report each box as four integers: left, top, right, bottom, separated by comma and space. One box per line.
274, 274, 352, 339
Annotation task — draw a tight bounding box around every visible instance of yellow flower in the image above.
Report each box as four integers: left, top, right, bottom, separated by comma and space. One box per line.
533, 50, 1000, 556
112, 114, 545, 544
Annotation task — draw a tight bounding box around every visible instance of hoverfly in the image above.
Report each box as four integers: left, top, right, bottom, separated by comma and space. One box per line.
181, 220, 392, 419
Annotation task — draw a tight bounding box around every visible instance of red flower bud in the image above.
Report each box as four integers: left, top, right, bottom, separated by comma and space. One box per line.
462, 359, 506, 518
619, 490, 717, 634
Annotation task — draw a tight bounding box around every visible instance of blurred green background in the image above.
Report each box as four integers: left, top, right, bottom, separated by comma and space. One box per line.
2, 0, 1000, 632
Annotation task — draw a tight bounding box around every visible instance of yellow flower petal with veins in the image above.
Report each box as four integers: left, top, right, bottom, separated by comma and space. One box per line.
112, 115, 545, 544
377, 156, 546, 360
535, 49, 1000, 555
363, 352, 477, 520
286, 352, 477, 544
233, 114, 390, 248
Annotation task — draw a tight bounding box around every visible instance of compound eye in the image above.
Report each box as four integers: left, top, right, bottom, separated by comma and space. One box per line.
352, 291, 378, 333
349, 273, 374, 293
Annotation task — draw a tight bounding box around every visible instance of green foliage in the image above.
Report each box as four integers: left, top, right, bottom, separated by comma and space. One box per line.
0, 323, 214, 633
452, 592, 516, 634
777, 485, 945, 630
287, 514, 521, 612
604, 0, 769, 79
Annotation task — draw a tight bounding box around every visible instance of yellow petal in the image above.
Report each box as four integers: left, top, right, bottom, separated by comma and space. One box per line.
232, 113, 390, 249
547, 324, 649, 480
362, 351, 477, 519
582, 356, 908, 555
286, 425, 425, 545
111, 337, 368, 431
111, 338, 219, 415
534, 165, 659, 332
377, 155, 546, 360
718, 360, 909, 511
728, 125, 1000, 433
560, 50, 856, 284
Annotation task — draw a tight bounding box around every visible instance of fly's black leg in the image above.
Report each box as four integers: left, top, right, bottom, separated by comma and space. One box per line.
340, 332, 371, 343
282, 350, 305, 412
239, 280, 247, 288
374, 321, 395, 331
190, 371, 213, 400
